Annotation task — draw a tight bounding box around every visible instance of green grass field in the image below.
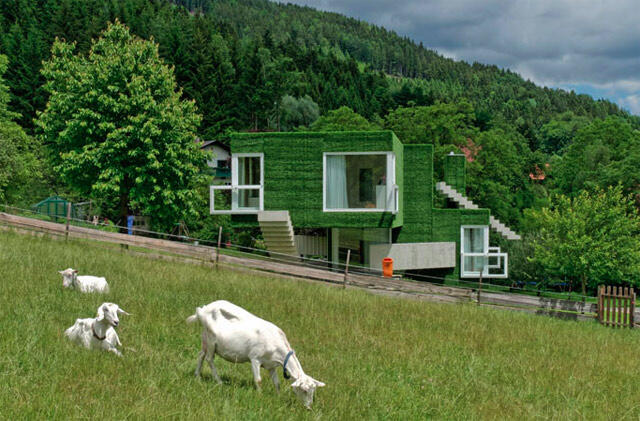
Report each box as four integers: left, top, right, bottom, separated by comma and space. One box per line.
2, 229, 640, 419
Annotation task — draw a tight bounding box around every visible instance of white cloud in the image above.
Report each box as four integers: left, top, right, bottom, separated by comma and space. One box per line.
618, 94, 640, 115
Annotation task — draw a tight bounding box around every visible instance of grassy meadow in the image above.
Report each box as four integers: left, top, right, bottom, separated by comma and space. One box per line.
2, 229, 640, 419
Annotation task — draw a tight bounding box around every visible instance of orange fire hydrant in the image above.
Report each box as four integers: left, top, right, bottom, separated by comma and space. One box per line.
382, 257, 393, 278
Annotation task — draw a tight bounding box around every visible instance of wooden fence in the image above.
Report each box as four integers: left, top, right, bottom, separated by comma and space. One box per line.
598, 285, 635, 328
1, 211, 638, 326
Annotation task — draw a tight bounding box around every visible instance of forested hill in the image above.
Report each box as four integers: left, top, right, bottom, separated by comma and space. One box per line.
175, 0, 634, 126
1, 0, 634, 140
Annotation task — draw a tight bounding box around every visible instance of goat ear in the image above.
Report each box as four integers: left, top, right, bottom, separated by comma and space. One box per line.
117, 308, 130, 316
314, 380, 326, 387
96, 305, 106, 320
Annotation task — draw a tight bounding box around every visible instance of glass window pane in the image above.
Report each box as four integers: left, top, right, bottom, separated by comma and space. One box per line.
463, 227, 485, 253
213, 189, 232, 212
326, 154, 388, 209
464, 256, 486, 273
238, 156, 261, 185
237, 188, 260, 209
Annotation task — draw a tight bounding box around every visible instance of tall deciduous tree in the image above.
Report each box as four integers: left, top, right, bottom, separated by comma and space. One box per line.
279, 94, 319, 130
37, 21, 205, 230
526, 186, 640, 295
552, 117, 640, 199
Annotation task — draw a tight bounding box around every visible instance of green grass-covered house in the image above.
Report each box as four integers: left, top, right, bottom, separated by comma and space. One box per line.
210, 131, 520, 279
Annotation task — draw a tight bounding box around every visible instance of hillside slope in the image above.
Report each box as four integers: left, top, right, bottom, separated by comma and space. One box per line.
3, 230, 640, 418
1, 0, 634, 136
182, 0, 633, 126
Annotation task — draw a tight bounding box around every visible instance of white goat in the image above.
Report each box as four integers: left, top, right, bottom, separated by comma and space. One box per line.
59, 268, 110, 293
186, 300, 325, 409
64, 303, 130, 356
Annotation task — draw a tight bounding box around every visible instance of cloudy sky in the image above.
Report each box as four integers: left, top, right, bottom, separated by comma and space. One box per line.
278, 0, 640, 114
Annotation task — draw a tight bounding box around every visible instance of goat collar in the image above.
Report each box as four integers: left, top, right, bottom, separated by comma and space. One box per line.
92, 322, 106, 341
283, 350, 295, 379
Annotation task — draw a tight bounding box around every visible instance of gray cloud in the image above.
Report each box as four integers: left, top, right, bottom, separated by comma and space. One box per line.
279, 0, 640, 113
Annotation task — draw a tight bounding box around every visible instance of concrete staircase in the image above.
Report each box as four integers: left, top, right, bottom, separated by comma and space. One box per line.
435, 182, 521, 240
257, 211, 299, 258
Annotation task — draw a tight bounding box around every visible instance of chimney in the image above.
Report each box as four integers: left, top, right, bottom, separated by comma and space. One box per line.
444, 152, 466, 193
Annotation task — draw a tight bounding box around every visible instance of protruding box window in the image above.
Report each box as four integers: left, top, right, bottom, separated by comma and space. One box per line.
210, 153, 263, 214
323, 152, 397, 212
460, 225, 508, 278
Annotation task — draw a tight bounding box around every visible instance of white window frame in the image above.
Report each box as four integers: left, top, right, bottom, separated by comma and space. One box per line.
460, 225, 508, 279
210, 153, 264, 214
322, 151, 398, 213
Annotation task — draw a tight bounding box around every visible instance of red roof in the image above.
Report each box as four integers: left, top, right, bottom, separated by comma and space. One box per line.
459, 138, 481, 162
529, 164, 547, 181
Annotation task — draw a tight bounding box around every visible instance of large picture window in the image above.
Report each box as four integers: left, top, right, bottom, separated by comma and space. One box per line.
323, 152, 397, 212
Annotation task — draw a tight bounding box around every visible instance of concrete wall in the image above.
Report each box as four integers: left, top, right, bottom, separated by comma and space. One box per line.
369, 242, 456, 270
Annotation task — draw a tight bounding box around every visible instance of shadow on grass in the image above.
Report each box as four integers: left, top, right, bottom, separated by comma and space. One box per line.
186, 371, 256, 389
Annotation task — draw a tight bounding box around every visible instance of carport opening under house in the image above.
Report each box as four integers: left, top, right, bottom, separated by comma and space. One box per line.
210, 130, 520, 279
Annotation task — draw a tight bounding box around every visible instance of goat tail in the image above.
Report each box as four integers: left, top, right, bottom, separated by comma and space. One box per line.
186, 306, 205, 324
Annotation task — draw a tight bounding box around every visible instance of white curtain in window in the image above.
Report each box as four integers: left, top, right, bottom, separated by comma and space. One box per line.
463, 228, 485, 253
326, 155, 348, 209
464, 227, 486, 273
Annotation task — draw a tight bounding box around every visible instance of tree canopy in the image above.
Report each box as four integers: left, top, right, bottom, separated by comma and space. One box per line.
552, 117, 640, 200
525, 186, 640, 294
0, 54, 44, 205
36, 22, 206, 230
310, 106, 380, 131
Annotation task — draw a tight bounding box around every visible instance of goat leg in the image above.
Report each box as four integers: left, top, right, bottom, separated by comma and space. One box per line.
206, 354, 223, 384
269, 368, 280, 393
251, 359, 262, 391
195, 350, 205, 378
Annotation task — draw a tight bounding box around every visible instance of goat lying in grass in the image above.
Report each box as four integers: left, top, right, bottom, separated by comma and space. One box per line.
187, 300, 325, 409
59, 268, 110, 293
65, 303, 130, 356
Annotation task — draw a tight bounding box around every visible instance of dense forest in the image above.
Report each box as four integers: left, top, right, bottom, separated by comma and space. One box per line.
2, 0, 640, 290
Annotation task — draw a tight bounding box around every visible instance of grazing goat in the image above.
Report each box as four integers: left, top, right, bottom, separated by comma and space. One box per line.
186, 300, 325, 409
59, 268, 110, 293
64, 303, 130, 356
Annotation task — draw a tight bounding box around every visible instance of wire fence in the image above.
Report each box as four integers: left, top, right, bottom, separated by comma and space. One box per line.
0, 203, 592, 302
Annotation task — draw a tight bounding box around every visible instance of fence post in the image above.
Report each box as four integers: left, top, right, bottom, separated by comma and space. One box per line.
597, 285, 603, 324
65, 202, 71, 241
343, 249, 350, 289
624, 287, 629, 327
477, 266, 483, 305
215, 226, 222, 269
631, 288, 636, 329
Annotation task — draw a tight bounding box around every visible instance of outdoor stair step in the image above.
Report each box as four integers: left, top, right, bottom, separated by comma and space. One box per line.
257, 210, 299, 259
436, 182, 521, 241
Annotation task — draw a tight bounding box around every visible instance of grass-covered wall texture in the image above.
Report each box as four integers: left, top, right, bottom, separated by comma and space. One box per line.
395, 144, 433, 243
230, 129, 492, 276
231, 131, 403, 228
444, 153, 466, 193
